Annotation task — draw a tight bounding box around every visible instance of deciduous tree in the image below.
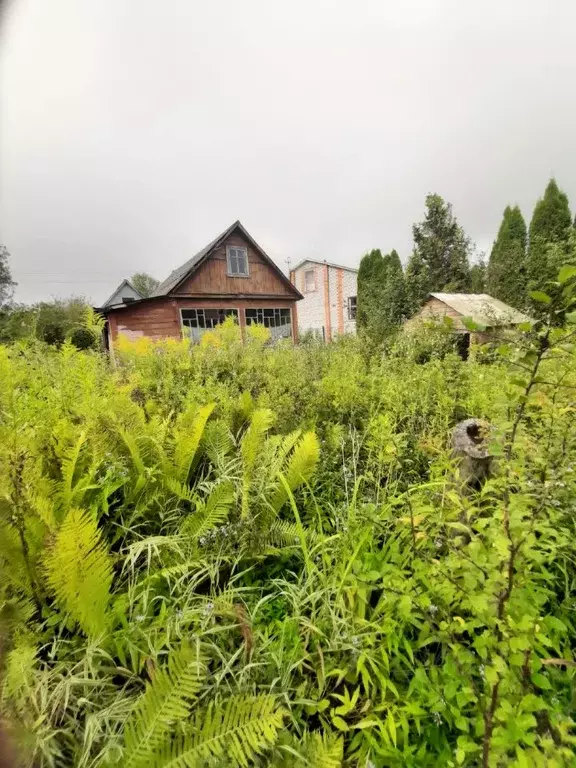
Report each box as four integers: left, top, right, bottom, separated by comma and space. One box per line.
0, 245, 16, 305
131, 272, 160, 298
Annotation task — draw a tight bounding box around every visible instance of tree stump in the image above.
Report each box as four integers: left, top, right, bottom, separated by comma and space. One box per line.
451, 418, 495, 491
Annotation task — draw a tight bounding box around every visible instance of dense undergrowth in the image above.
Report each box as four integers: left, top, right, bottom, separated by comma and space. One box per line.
1, 304, 576, 767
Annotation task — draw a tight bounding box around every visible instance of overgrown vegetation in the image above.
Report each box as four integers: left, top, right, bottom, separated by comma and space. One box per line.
2, 274, 576, 766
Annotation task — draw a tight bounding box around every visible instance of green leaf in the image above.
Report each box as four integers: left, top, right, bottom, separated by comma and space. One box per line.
530, 672, 552, 690
565, 311, 576, 324
354, 718, 380, 730
331, 715, 349, 732
461, 317, 486, 332
387, 710, 397, 747
456, 747, 466, 765
558, 265, 576, 284
529, 291, 551, 305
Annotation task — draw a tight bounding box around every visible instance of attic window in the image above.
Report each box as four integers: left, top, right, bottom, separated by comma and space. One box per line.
227, 246, 249, 277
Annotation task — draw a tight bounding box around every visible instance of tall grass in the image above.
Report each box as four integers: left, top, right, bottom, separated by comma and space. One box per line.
1, 317, 576, 766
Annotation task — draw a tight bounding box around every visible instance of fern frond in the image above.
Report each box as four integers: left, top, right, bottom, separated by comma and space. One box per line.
173, 403, 215, 483
269, 431, 319, 514
117, 425, 148, 494
163, 477, 197, 504
57, 431, 87, 514
162, 694, 285, 768
306, 731, 343, 767
44, 508, 113, 636
266, 430, 302, 481
241, 409, 275, 518
1, 644, 37, 707
261, 520, 324, 553
203, 421, 235, 469
123, 644, 206, 768
180, 481, 235, 540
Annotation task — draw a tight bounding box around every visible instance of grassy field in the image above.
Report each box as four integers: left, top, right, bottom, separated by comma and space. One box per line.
1, 320, 576, 767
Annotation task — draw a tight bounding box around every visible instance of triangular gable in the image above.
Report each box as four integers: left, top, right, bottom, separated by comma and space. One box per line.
154, 220, 302, 299
102, 279, 144, 308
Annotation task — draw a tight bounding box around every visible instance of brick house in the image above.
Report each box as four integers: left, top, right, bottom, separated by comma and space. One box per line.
289, 259, 358, 339
101, 221, 302, 345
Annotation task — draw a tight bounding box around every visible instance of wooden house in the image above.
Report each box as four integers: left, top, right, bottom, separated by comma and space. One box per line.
101, 221, 302, 344
405, 292, 531, 355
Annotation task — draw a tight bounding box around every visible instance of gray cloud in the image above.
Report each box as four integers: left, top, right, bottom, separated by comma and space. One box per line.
1, 0, 576, 303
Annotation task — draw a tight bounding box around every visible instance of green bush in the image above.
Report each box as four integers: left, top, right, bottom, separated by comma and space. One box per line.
70, 325, 98, 350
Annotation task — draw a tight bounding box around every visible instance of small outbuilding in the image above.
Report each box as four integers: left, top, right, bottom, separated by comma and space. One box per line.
405, 292, 531, 357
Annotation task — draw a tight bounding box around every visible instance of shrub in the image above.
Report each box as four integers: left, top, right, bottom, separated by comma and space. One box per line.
70, 325, 98, 350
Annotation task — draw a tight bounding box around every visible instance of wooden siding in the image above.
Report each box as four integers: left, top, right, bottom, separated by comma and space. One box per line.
175, 233, 295, 297
108, 296, 298, 342
110, 300, 181, 341
405, 297, 467, 331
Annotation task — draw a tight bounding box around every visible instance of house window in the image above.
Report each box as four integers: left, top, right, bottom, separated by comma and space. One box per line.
245, 307, 292, 340
226, 246, 249, 277
304, 269, 316, 292
347, 296, 357, 320
181, 308, 238, 341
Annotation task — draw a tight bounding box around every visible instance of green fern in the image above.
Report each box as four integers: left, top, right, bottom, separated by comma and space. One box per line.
1, 644, 37, 710
173, 403, 215, 483
56, 431, 97, 516
123, 644, 206, 768
265, 519, 323, 551
241, 409, 275, 518
269, 431, 320, 514
44, 508, 113, 636
161, 694, 285, 767
180, 481, 235, 540
306, 731, 343, 767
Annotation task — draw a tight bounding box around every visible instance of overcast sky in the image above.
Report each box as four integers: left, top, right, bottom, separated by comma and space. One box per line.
1, 0, 576, 304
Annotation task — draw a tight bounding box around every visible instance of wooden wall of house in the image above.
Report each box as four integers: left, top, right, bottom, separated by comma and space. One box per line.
405, 297, 467, 331
175, 233, 295, 297
108, 296, 299, 342
108, 300, 181, 341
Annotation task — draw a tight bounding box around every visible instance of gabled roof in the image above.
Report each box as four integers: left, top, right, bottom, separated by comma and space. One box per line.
153, 220, 301, 298
101, 279, 144, 308
291, 258, 358, 274
429, 293, 531, 326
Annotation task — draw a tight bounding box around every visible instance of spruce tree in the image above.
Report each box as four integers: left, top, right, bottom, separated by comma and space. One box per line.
381, 250, 409, 329
470, 261, 487, 293
357, 248, 408, 339
406, 194, 472, 309
527, 179, 572, 292
357, 249, 384, 330
486, 205, 527, 308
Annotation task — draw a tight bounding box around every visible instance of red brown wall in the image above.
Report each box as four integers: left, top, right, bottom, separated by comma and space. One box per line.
108, 296, 298, 342
176, 233, 295, 297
